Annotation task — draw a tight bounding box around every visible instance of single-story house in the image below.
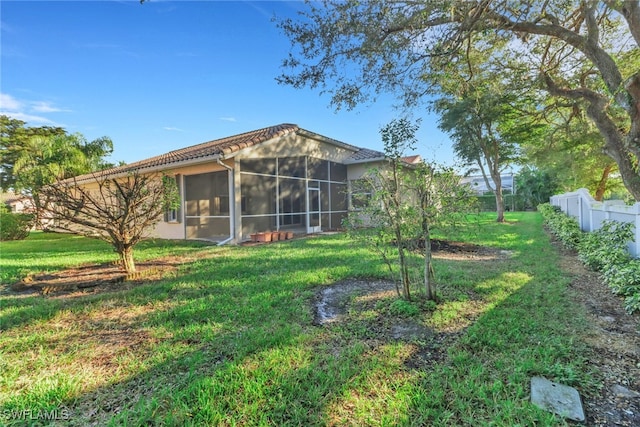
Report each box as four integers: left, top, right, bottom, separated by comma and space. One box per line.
70, 123, 390, 244
2, 192, 36, 214
460, 174, 516, 195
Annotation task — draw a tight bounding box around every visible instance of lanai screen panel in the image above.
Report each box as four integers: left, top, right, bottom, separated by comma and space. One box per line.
184, 171, 230, 240
241, 173, 277, 235
239, 155, 349, 236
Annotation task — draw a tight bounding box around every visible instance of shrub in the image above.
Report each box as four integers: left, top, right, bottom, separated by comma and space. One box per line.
539, 204, 640, 314
0, 211, 35, 241
538, 203, 583, 249
602, 260, 640, 295
578, 221, 633, 271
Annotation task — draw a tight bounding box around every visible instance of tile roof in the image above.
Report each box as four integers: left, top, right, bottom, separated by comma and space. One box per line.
70, 123, 385, 182
401, 155, 422, 164
345, 147, 385, 164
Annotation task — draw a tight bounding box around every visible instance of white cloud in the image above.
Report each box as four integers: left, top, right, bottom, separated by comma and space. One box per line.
0, 93, 22, 111
31, 101, 71, 113
163, 126, 184, 132
0, 93, 69, 125
219, 117, 237, 122
0, 111, 55, 124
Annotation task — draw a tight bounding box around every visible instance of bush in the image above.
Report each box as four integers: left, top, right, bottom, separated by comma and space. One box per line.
0, 211, 34, 241
538, 203, 583, 249
578, 221, 633, 271
538, 203, 640, 314
602, 260, 640, 313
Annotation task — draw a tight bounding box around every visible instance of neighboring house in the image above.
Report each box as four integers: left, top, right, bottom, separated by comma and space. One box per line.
2, 192, 56, 229
401, 155, 423, 165
68, 123, 389, 243
1, 192, 35, 214
461, 174, 516, 195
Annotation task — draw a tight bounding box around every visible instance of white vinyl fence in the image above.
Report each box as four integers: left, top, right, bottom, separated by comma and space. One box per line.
550, 188, 640, 258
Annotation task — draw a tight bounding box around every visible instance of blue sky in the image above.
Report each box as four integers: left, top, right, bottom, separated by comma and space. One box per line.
1, 0, 456, 166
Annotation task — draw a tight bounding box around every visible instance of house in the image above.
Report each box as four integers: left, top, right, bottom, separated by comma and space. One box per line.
70, 123, 388, 243
2, 192, 35, 214
460, 174, 516, 195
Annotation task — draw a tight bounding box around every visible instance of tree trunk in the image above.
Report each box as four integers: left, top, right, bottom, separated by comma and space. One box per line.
422, 216, 436, 301
594, 164, 613, 201
495, 186, 505, 222
120, 246, 136, 274
396, 234, 411, 301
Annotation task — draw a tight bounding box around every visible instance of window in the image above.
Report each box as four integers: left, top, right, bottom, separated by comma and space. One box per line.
164, 174, 182, 223
166, 208, 179, 223
350, 179, 373, 210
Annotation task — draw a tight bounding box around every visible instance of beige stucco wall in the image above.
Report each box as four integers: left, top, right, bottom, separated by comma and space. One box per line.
234, 133, 355, 163
346, 161, 386, 181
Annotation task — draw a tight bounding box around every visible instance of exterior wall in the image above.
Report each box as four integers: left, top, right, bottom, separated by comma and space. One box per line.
234, 132, 355, 163
550, 188, 640, 257
346, 161, 385, 181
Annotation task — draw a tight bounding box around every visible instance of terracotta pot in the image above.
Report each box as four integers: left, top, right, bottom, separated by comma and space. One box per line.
286, 231, 294, 240
279, 231, 287, 240
256, 232, 271, 243
250, 233, 258, 242
271, 231, 280, 241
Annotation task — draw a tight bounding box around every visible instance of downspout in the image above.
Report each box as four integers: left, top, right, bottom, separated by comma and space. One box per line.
216, 157, 235, 246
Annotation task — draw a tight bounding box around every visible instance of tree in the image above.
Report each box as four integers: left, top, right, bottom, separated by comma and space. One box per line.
12, 132, 114, 227
40, 171, 179, 274
522, 108, 626, 201
13, 132, 114, 189
515, 166, 558, 209
278, 1, 640, 199
434, 88, 524, 222
409, 161, 476, 300
0, 115, 65, 190
345, 118, 475, 301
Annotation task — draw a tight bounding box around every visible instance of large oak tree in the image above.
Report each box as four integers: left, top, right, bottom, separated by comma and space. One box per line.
278, 1, 640, 199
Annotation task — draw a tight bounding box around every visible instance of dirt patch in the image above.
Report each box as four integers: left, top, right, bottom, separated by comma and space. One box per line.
8, 257, 185, 297
431, 239, 514, 261
313, 279, 397, 325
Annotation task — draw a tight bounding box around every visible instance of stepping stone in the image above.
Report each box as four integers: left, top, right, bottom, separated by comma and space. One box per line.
530, 376, 585, 422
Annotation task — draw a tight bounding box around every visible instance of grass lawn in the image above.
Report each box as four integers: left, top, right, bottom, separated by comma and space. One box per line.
0, 213, 595, 425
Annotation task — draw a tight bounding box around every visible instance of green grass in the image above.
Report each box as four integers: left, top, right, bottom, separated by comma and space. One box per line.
0, 213, 597, 426
0, 231, 210, 284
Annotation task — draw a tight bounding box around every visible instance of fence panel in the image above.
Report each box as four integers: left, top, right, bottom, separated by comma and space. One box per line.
550, 188, 640, 258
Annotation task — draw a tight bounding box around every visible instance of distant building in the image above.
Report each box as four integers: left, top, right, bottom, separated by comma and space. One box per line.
1, 192, 35, 213
460, 174, 516, 195
401, 155, 423, 165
